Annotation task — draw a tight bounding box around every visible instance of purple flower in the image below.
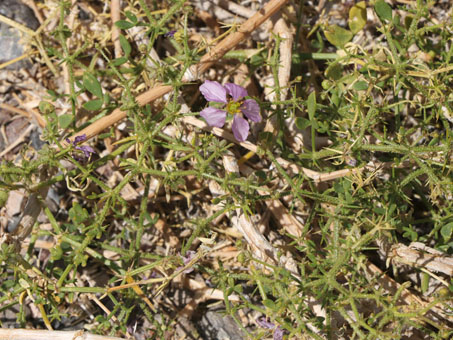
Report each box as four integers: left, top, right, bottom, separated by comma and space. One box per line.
164, 30, 177, 38
257, 318, 276, 329
257, 318, 285, 340
179, 250, 196, 274
75, 145, 96, 158
66, 134, 95, 160
199, 80, 261, 142
273, 327, 284, 340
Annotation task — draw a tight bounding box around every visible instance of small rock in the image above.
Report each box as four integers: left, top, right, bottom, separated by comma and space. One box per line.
5, 189, 25, 217
197, 310, 244, 340
0, 0, 39, 70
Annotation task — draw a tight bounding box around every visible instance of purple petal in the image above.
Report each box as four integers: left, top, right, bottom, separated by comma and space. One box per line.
224, 83, 247, 101
257, 318, 275, 329
274, 327, 284, 340
74, 134, 87, 144
75, 145, 95, 158
164, 30, 176, 38
200, 80, 227, 103
200, 107, 227, 128
232, 115, 249, 142
240, 99, 261, 122
180, 250, 196, 274
181, 250, 196, 266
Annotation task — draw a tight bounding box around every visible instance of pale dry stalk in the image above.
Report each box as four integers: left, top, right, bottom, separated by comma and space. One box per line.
111, 0, 122, 58
209, 0, 256, 18
391, 242, 453, 277
0, 329, 124, 340
364, 261, 453, 325
66, 0, 290, 144
0, 103, 46, 128
263, 12, 293, 102
62, 0, 78, 95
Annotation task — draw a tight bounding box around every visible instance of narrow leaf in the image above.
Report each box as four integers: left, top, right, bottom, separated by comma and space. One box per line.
441, 222, 453, 242
119, 34, 131, 56
115, 20, 135, 30
307, 92, 316, 121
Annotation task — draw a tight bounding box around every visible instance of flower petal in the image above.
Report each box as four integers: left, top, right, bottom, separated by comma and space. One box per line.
257, 318, 275, 329
273, 327, 284, 340
232, 115, 250, 142
200, 80, 227, 103
75, 145, 95, 158
200, 107, 227, 127
224, 83, 248, 101
73, 134, 87, 144
164, 30, 176, 38
240, 99, 261, 122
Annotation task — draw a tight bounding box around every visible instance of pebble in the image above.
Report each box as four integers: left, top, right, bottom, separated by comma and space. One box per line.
0, 0, 39, 70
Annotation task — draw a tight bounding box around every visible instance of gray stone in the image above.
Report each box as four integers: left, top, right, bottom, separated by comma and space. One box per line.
0, 0, 39, 70
198, 310, 245, 340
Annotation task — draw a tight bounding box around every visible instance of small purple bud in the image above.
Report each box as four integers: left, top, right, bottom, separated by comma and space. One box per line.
73, 134, 87, 144
346, 158, 357, 167
165, 30, 177, 38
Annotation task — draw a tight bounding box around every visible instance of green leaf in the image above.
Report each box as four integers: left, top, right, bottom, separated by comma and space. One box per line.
375, 0, 392, 22
263, 299, 276, 310
114, 20, 135, 30
421, 272, 429, 294
119, 34, 131, 56
295, 117, 311, 130
125, 11, 138, 24
83, 99, 103, 111
348, 1, 367, 34
441, 222, 453, 242
39, 101, 55, 115
0, 189, 9, 207
111, 57, 128, 66
353, 81, 368, 91
69, 201, 89, 224
83, 73, 103, 98
58, 114, 72, 129
323, 25, 353, 47
307, 92, 316, 121
325, 63, 343, 80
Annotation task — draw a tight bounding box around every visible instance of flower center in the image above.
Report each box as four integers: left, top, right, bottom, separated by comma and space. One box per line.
226, 100, 243, 115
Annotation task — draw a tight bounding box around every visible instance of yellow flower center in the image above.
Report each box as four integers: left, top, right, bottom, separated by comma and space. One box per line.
226, 100, 243, 115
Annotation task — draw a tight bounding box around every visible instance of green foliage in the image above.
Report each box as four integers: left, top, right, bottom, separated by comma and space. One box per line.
348, 1, 367, 34
323, 24, 353, 47
375, 0, 393, 22
83, 72, 103, 98
0, 0, 452, 338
